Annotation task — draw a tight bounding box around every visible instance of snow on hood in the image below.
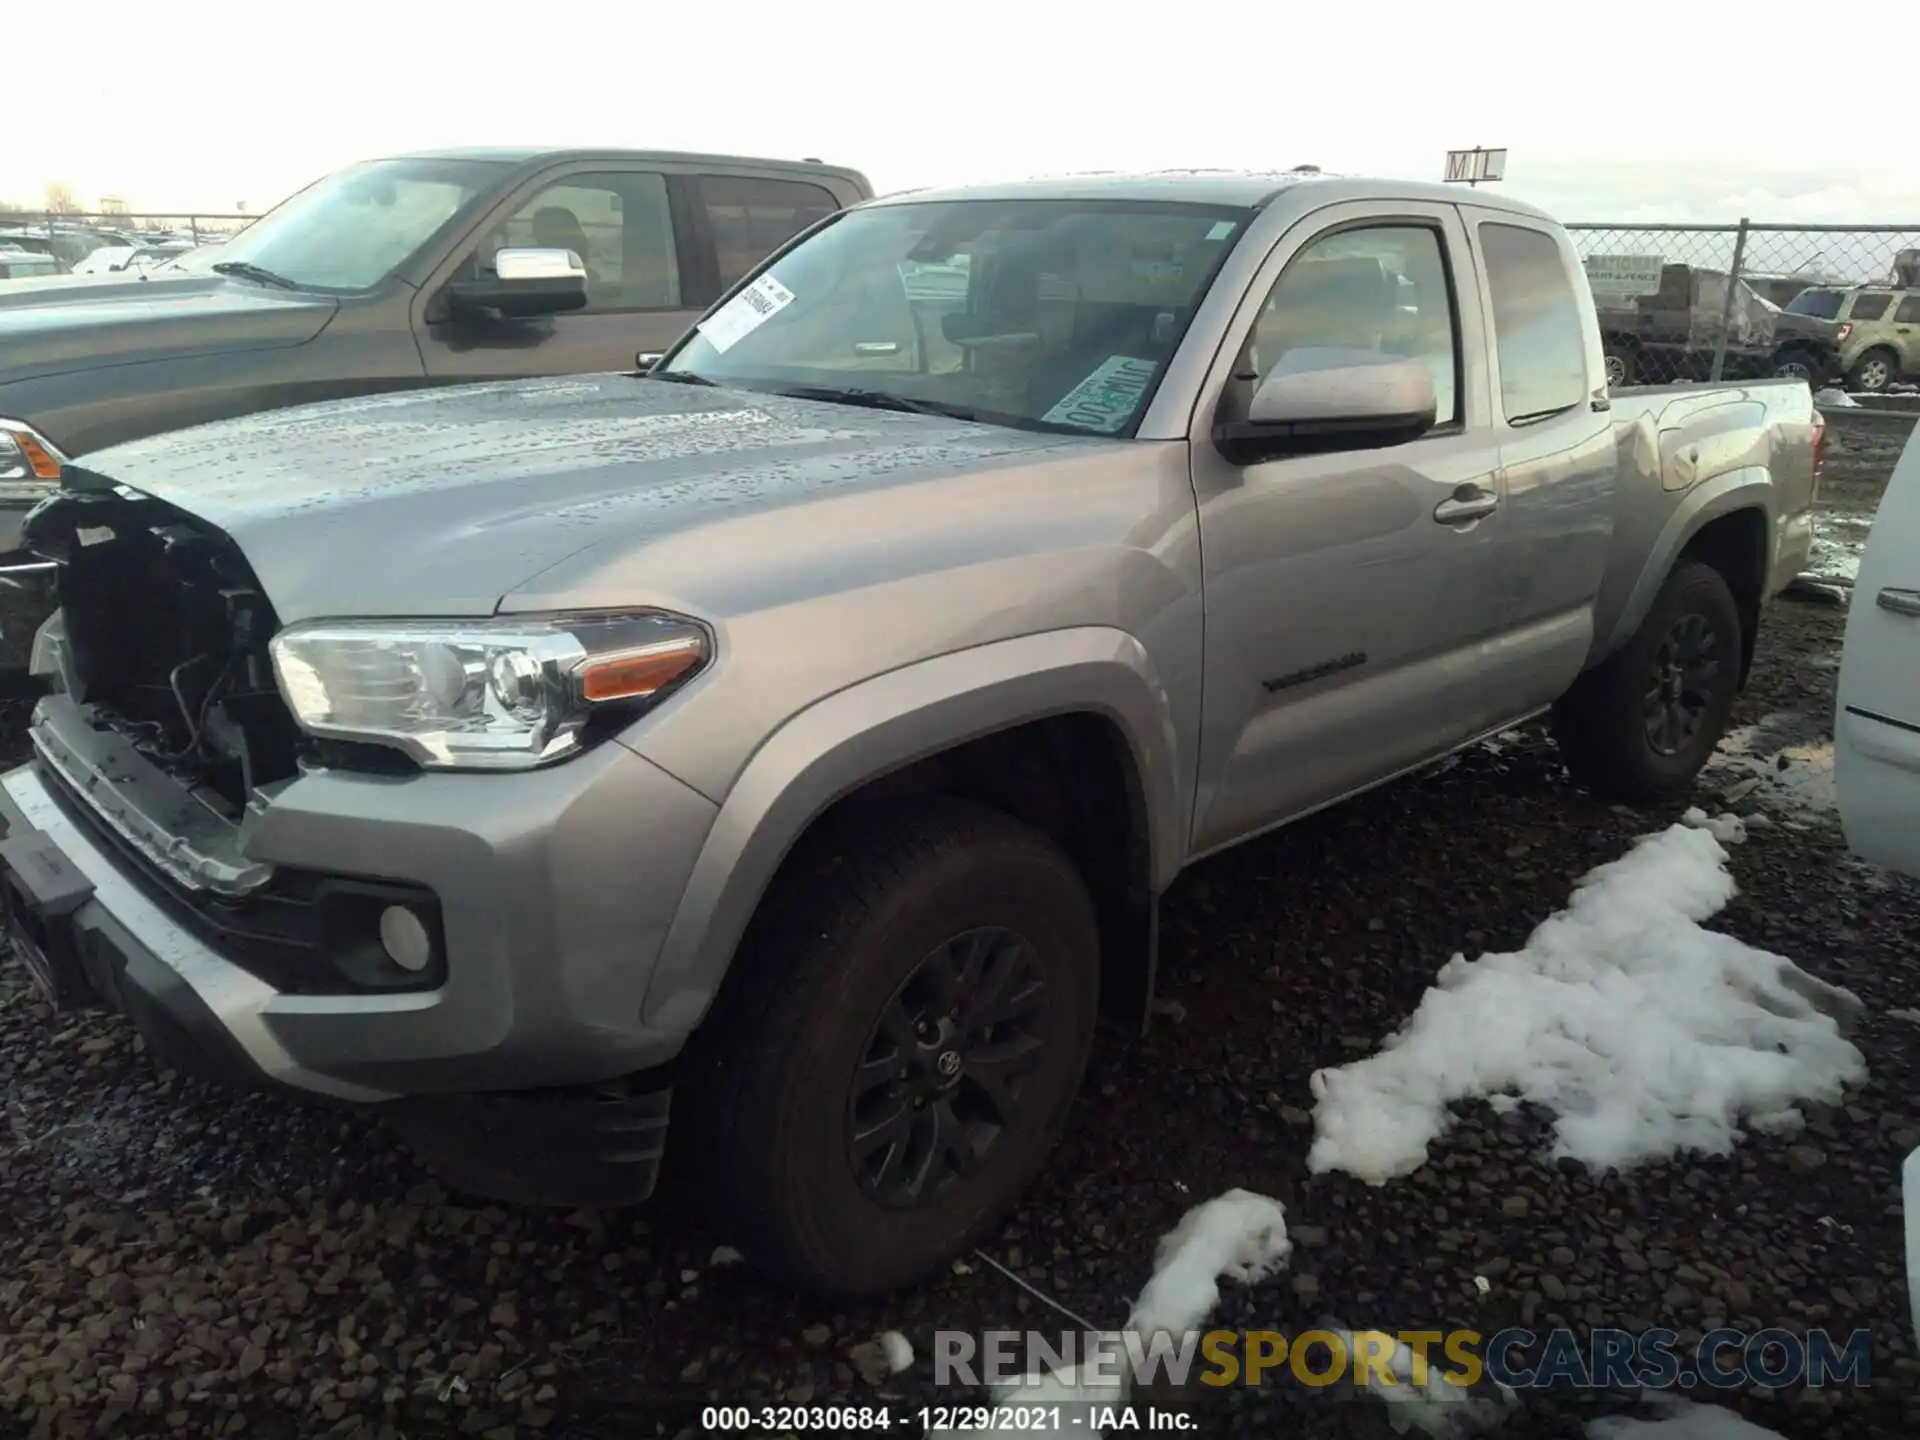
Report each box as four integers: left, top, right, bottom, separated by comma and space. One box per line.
76, 374, 1102, 622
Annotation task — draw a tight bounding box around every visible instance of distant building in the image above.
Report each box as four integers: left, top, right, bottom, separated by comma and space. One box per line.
99, 196, 130, 215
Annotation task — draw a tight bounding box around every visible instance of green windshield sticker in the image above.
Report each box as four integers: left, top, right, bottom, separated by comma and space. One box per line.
1041, 355, 1159, 433
1206, 220, 1236, 240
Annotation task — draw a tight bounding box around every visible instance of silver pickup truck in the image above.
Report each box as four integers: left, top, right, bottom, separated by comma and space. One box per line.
0, 173, 1820, 1296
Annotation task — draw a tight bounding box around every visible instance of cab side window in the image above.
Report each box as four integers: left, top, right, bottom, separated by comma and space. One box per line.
1479, 222, 1589, 424
1848, 293, 1893, 322
467, 171, 683, 313
696, 176, 840, 291
1896, 295, 1920, 325
1243, 224, 1460, 426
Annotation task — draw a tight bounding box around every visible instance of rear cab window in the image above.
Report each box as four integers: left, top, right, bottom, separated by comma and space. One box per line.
696, 176, 842, 291
1478, 222, 1590, 423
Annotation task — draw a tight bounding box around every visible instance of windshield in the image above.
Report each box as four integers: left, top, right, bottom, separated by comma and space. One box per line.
659, 198, 1253, 438
204, 157, 510, 292
152, 244, 225, 275
1785, 289, 1844, 319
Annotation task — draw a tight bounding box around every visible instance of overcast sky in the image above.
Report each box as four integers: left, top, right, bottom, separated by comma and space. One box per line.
9, 0, 1920, 225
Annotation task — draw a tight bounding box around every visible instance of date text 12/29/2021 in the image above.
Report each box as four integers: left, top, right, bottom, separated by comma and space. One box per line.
701, 1404, 1200, 1432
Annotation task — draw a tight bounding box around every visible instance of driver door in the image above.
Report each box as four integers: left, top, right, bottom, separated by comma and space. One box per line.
1188, 202, 1518, 854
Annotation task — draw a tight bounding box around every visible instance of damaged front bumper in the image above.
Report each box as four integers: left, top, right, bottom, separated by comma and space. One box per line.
0, 688, 724, 1205
0, 757, 379, 1099
0, 481, 55, 555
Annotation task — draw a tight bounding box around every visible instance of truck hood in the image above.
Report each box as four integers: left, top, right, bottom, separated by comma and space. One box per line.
0, 274, 337, 386
69, 375, 1104, 622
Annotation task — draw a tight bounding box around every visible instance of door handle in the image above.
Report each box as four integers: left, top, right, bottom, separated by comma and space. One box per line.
1877, 587, 1920, 617
1433, 486, 1499, 526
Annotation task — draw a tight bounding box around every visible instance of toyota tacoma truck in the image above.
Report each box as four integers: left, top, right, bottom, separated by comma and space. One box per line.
0, 173, 1822, 1296
0, 146, 872, 571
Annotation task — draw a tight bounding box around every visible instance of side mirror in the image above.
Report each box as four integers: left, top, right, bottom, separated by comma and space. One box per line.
1216, 349, 1436, 463
445, 246, 588, 320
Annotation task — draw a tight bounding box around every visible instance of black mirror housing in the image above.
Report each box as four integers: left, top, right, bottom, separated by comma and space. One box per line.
445, 276, 587, 320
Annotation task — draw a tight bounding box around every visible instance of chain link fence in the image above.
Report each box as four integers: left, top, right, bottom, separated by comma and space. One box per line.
1565, 223, 1920, 393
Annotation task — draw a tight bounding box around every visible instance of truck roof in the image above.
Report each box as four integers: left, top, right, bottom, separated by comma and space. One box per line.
385, 147, 872, 189
864, 170, 1560, 220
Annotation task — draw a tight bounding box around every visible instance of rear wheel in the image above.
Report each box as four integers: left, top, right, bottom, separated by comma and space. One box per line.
1552, 561, 1744, 804
1602, 341, 1636, 389
1771, 346, 1825, 386
1848, 348, 1898, 394
674, 798, 1100, 1296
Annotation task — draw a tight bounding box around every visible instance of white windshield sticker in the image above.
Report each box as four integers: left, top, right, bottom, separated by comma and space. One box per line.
697, 274, 797, 353
1042, 356, 1159, 433
1206, 220, 1237, 240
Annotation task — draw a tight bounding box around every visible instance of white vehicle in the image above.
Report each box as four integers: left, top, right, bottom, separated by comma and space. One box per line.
1837, 427, 1920, 874
69, 242, 195, 277
1832, 420, 1920, 1343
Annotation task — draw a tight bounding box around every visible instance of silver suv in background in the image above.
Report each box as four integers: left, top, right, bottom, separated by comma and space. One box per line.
0, 173, 1820, 1296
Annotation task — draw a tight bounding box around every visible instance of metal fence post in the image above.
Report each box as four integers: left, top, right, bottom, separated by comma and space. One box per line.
190, 217, 201, 245
1710, 217, 1751, 383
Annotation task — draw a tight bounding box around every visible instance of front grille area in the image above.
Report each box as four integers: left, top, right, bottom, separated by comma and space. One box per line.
23, 484, 446, 995
34, 486, 303, 818
35, 752, 446, 996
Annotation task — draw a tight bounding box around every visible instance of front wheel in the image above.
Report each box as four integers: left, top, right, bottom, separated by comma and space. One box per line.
1551, 561, 1744, 804
675, 798, 1100, 1296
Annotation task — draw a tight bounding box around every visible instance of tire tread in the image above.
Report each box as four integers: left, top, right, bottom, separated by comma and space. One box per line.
672, 797, 1096, 1293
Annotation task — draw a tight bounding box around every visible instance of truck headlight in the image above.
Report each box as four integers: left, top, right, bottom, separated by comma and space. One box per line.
269, 612, 709, 771
0, 420, 67, 482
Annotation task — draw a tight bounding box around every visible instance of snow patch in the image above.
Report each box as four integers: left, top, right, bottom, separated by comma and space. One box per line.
1586, 1395, 1788, 1438
925, 1189, 1290, 1437
1127, 1188, 1293, 1335
880, 1331, 915, 1374
1307, 822, 1866, 1184
849, 1330, 917, 1385
1681, 808, 1747, 845
1320, 1325, 1517, 1437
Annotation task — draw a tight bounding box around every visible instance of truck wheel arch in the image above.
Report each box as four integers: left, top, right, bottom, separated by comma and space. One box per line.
638, 627, 1185, 1037
1605, 472, 1772, 681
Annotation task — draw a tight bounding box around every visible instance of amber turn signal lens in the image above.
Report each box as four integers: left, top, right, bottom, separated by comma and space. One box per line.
15, 432, 62, 480
577, 638, 705, 703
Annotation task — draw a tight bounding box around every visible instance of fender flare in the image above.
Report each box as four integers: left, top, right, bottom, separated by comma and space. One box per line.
639, 626, 1185, 1032
1601, 466, 1774, 658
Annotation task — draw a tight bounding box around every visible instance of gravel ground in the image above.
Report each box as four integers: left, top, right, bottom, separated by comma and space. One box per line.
2, 424, 1917, 1440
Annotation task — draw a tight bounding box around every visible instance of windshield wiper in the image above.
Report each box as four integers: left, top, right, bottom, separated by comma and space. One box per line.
648, 370, 716, 386
767, 384, 980, 422
210, 260, 300, 291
